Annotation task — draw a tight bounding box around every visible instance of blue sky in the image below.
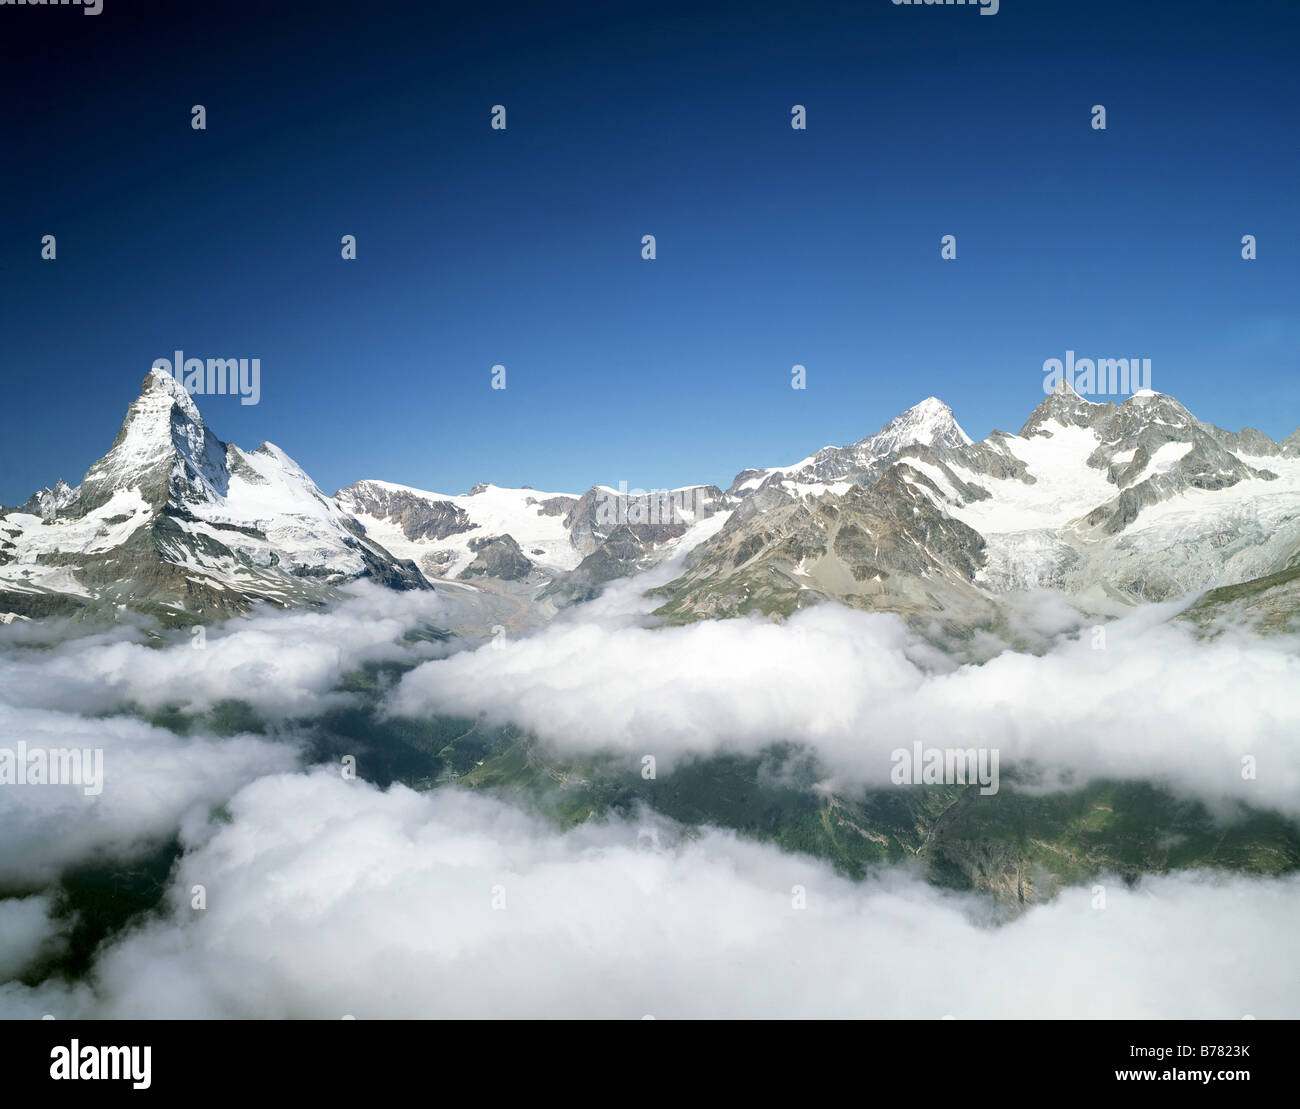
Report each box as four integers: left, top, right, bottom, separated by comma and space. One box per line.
2, 0, 1298, 504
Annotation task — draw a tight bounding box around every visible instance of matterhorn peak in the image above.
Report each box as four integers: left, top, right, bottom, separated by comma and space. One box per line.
76, 368, 228, 512
143, 364, 205, 423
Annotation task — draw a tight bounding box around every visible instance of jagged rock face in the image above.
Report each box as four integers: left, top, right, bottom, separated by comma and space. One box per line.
336, 481, 478, 542
564, 485, 725, 556
336, 481, 584, 581
654, 463, 991, 636
335, 475, 725, 594
0, 369, 428, 623
5, 378, 1298, 636
16, 480, 77, 521
1205, 425, 1287, 458
726, 397, 973, 499
522, 484, 731, 604
571, 525, 650, 583
655, 386, 1300, 634
871, 387, 1299, 605
1081, 440, 1275, 537
540, 525, 654, 605
953, 388, 1300, 600
533, 495, 574, 518
461, 534, 535, 581
1018, 389, 1118, 437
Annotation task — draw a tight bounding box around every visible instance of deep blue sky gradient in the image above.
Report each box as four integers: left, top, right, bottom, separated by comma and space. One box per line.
2, 0, 1298, 502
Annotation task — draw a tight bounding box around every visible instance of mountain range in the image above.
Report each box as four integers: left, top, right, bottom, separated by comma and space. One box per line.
3, 368, 1298, 641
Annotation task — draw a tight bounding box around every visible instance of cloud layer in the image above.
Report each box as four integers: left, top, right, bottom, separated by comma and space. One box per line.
1, 577, 1297, 1019
0, 581, 449, 719
391, 600, 1300, 814
0, 703, 297, 887
2, 771, 1294, 1019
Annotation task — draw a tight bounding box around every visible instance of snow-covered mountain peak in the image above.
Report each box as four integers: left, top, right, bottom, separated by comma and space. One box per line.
1116, 389, 1194, 423
74, 369, 227, 512
1022, 386, 1110, 436
0, 370, 430, 621
1048, 378, 1102, 401
726, 396, 975, 497
144, 364, 204, 422
881, 396, 972, 448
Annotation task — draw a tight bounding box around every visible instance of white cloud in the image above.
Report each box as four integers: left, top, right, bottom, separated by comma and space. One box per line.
1, 771, 1292, 1019
1, 574, 1296, 1019
0, 703, 297, 886
0, 581, 448, 719
0, 582, 453, 887
0, 894, 67, 981
390, 600, 1300, 814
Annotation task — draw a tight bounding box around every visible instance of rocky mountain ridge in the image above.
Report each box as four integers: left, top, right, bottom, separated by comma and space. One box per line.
4, 372, 1297, 639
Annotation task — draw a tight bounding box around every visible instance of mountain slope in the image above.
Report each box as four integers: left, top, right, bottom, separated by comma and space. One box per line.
337, 477, 728, 600
336, 479, 584, 582
654, 386, 1300, 640
5, 376, 1297, 636
0, 369, 427, 623
726, 396, 972, 499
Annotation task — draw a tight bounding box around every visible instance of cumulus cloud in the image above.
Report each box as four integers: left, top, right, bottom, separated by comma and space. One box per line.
0, 581, 461, 888
389, 600, 1300, 815
0, 703, 297, 887
0, 894, 67, 981
2, 561, 1296, 1019
0, 581, 449, 719
0, 771, 1293, 1020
